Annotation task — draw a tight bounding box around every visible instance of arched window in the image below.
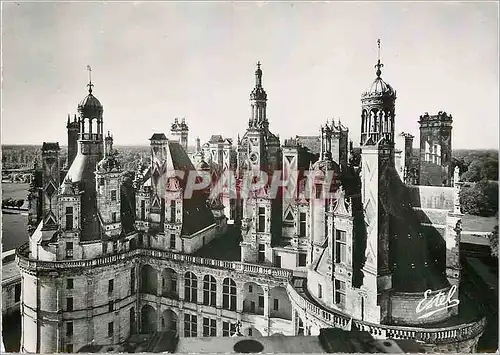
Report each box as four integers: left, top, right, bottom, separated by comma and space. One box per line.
184, 272, 197, 303
222, 278, 237, 311
203, 275, 216, 307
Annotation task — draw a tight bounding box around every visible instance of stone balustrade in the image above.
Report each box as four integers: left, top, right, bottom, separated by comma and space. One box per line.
286, 282, 486, 345
16, 242, 293, 281
16, 242, 486, 345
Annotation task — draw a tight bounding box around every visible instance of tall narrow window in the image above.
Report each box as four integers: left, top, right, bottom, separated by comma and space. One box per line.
315, 184, 322, 199
299, 213, 306, 237
184, 272, 197, 303
66, 322, 73, 336
140, 200, 145, 220
318, 284, 323, 299
108, 279, 114, 294
335, 230, 346, 263
296, 315, 304, 335
258, 295, 264, 308
65, 242, 73, 259
258, 207, 266, 232
108, 322, 114, 337
203, 275, 216, 307
274, 255, 281, 268
184, 314, 197, 337
170, 234, 176, 249
273, 299, 279, 311
112, 212, 117, 223
222, 278, 236, 311
67, 278, 74, 290
66, 297, 73, 311
170, 200, 176, 223
298, 253, 307, 267
14, 283, 21, 303
111, 190, 117, 201
65, 207, 73, 231
257, 244, 265, 263
335, 279, 346, 307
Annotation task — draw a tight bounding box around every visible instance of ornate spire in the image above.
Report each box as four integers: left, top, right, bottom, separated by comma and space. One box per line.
86, 65, 94, 94
375, 39, 384, 78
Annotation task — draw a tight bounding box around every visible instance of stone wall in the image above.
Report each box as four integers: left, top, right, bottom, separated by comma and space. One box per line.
182, 223, 218, 254
2, 279, 21, 317
407, 185, 454, 210
388, 288, 454, 325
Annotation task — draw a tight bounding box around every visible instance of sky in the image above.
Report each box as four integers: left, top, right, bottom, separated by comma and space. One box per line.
1, 1, 499, 149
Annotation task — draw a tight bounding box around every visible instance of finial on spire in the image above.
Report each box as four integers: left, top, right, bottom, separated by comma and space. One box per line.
255, 61, 262, 87
86, 65, 94, 94
375, 39, 384, 78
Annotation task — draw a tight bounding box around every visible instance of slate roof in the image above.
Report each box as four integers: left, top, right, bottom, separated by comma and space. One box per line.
381, 165, 450, 292
42, 142, 60, 151
208, 135, 224, 144
169, 142, 215, 235
64, 153, 103, 241
140, 141, 215, 236
150, 133, 168, 141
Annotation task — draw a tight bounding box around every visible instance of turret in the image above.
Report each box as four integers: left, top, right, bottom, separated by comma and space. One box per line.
66, 114, 79, 168
360, 40, 396, 151
96, 132, 123, 238
249, 62, 268, 129
170, 117, 189, 152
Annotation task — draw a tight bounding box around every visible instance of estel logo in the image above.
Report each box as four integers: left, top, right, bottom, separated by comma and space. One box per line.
415, 285, 460, 319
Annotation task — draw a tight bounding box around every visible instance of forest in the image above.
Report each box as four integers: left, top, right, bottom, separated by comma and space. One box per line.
453, 149, 498, 217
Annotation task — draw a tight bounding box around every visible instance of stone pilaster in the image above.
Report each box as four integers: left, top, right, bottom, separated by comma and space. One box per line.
263, 286, 270, 335
178, 273, 185, 301
216, 278, 223, 308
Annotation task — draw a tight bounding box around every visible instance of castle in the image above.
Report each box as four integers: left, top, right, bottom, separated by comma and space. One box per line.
16, 46, 486, 353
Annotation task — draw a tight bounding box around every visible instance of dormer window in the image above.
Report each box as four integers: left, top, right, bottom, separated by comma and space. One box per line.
111, 190, 117, 201
66, 242, 73, 259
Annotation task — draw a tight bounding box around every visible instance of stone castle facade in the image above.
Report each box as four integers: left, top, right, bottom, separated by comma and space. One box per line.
17, 50, 485, 353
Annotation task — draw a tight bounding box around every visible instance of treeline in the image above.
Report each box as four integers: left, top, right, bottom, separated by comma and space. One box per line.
2, 198, 26, 209
453, 150, 498, 217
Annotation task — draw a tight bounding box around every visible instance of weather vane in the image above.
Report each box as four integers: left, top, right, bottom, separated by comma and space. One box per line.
86, 65, 94, 94
375, 39, 383, 77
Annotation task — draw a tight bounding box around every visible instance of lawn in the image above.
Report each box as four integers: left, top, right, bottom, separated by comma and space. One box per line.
462, 214, 498, 233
